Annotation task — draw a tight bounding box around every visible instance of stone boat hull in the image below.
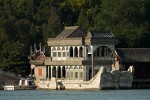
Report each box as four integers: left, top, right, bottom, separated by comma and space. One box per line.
36, 66, 134, 90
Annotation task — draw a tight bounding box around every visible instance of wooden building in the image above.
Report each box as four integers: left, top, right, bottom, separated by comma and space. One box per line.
115, 48, 150, 88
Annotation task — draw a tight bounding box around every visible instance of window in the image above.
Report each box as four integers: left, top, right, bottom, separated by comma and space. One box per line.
70, 72, 73, 79
58, 52, 61, 57
53, 52, 57, 57
70, 47, 73, 57
38, 68, 42, 76
75, 72, 78, 79
79, 72, 83, 79
63, 52, 66, 57
67, 71, 69, 79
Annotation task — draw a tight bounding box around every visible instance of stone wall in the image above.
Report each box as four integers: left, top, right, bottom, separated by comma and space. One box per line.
36, 66, 134, 90
34, 66, 46, 80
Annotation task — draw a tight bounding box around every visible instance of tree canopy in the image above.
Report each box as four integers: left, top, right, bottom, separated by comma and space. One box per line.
0, 0, 150, 75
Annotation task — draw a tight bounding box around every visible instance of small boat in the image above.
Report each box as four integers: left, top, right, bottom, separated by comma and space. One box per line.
4, 85, 14, 90
14, 78, 37, 90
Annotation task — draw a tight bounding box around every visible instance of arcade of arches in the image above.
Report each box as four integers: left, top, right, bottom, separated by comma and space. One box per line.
51, 46, 113, 59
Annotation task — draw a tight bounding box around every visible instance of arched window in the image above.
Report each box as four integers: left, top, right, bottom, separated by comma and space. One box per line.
74, 47, 78, 57
101, 47, 105, 57
58, 66, 61, 78
94, 46, 112, 58
69, 47, 73, 57
79, 47, 83, 57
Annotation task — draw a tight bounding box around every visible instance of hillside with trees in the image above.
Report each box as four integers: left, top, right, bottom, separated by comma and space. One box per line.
0, 0, 150, 76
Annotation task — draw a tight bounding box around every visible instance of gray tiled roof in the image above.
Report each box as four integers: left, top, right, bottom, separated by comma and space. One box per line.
116, 48, 150, 63
56, 26, 86, 38
90, 31, 114, 38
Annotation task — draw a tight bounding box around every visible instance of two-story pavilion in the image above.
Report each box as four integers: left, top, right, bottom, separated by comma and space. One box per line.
30, 26, 118, 82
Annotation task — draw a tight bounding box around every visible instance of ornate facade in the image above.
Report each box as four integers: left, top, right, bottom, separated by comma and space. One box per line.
29, 26, 119, 89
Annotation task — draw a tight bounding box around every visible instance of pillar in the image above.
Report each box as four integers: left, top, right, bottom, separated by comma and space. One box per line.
56, 66, 58, 78
60, 66, 63, 78
51, 66, 53, 78
84, 46, 87, 58
65, 46, 67, 57
47, 66, 49, 79
73, 66, 75, 80
68, 46, 70, 57
55, 47, 58, 57
78, 66, 80, 81
68, 66, 70, 80
83, 66, 86, 81
91, 46, 94, 78
65, 66, 68, 79
73, 46, 75, 57
77, 46, 80, 57
51, 47, 53, 57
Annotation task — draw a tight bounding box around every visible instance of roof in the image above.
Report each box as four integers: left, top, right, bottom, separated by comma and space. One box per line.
56, 26, 86, 38
116, 48, 150, 63
87, 31, 114, 38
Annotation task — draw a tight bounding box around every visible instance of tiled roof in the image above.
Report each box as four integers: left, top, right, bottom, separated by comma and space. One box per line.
90, 31, 114, 38
56, 26, 86, 38
116, 48, 150, 63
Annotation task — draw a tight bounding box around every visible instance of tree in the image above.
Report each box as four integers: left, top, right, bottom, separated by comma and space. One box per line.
43, 7, 64, 43
93, 0, 150, 47
77, 8, 93, 30
0, 41, 25, 74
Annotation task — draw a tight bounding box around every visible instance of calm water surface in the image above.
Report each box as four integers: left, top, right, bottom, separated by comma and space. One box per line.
0, 89, 150, 100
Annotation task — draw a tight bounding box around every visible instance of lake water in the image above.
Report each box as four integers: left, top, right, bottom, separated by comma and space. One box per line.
0, 89, 150, 100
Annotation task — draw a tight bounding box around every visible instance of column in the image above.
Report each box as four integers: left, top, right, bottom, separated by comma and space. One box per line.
65, 66, 67, 79
60, 66, 63, 78
73, 66, 75, 80
91, 46, 94, 77
65, 46, 67, 57
47, 66, 49, 79
83, 66, 86, 81
51, 47, 53, 57
77, 46, 80, 57
68, 66, 70, 80
68, 46, 70, 57
84, 46, 87, 58
51, 66, 53, 78
73, 46, 75, 57
56, 66, 58, 78
78, 66, 80, 81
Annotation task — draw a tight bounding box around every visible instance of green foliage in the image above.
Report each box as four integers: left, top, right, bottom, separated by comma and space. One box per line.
0, 41, 24, 71
77, 8, 93, 30
0, 0, 150, 75
92, 0, 150, 47
43, 7, 64, 43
